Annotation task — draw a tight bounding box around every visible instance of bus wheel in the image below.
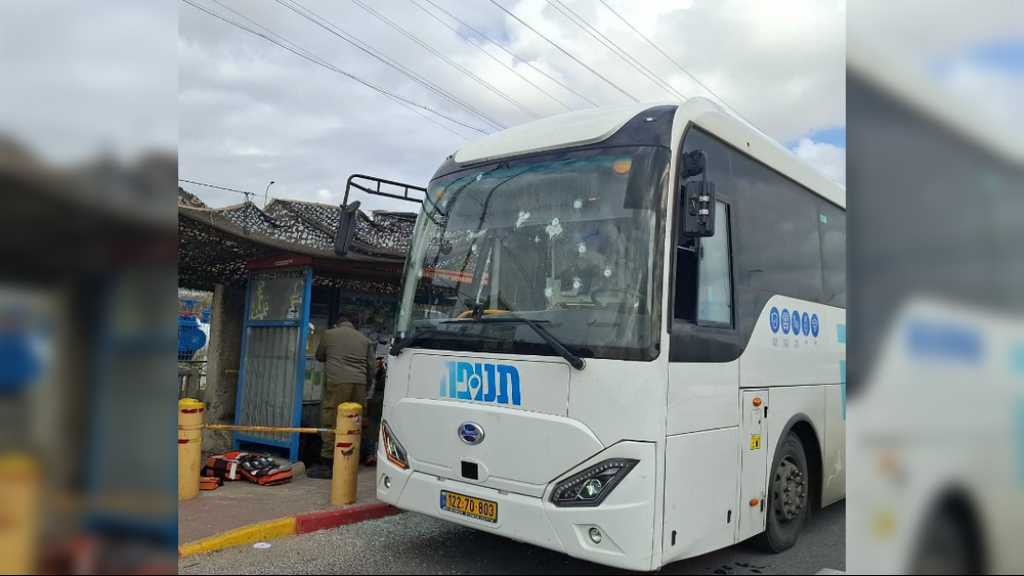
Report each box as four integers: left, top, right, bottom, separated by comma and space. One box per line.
908, 500, 981, 574
755, 433, 809, 552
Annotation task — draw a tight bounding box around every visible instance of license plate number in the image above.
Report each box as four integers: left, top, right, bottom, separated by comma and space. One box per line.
440, 490, 497, 523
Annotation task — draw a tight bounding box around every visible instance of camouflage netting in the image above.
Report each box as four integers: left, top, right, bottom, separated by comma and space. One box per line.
262, 198, 416, 257
177, 187, 207, 209
178, 188, 415, 292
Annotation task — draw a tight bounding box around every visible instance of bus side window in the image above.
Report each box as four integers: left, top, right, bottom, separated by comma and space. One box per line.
675, 200, 733, 327
819, 203, 846, 308
674, 227, 698, 322
697, 202, 733, 326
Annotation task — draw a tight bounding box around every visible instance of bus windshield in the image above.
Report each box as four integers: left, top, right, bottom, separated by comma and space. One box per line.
396, 146, 668, 361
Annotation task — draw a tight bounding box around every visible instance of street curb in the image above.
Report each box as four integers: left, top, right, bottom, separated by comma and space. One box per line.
178, 503, 400, 557
179, 517, 296, 557
295, 502, 400, 534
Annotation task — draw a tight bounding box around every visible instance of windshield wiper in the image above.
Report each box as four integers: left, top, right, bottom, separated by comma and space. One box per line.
443, 315, 586, 370
390, 327, 506, 357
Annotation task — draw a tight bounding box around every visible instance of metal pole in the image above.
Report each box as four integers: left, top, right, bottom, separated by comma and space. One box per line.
332, 402, 362, 505
263, 180, 275, 208
0, 454, 38, 574
178, 398, 204, 501
203, 423, 334, 435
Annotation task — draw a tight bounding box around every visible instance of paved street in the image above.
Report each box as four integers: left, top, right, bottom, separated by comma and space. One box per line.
180, 501, 843, 574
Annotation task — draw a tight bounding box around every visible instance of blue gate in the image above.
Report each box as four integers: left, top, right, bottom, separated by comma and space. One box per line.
233, 265, 312, 461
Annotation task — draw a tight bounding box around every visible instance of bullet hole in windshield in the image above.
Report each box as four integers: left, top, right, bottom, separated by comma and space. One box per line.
546, 218, 563, 239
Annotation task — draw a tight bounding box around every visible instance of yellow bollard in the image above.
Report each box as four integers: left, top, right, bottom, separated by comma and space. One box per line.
0, 454, 39, 575
331, 402, 362, 505
178, 398, 205, 501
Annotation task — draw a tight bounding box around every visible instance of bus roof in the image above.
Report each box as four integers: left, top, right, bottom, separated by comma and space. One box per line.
452, 98, 846, 210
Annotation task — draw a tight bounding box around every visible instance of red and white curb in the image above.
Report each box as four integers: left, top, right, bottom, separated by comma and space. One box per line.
179, 502, 401, 557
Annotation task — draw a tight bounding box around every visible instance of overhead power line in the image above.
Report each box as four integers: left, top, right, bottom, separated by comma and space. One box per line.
596, 0, 760, 130
205, 0, 472, 140
274, 0, 506, 131
422, 0, 598, 107
181, 0, 488, 135
408, 0, 573, 112
487, 0, 639, 103
349, 0, 542, 121
546, 0, 687, 101
179, 178, 255, 201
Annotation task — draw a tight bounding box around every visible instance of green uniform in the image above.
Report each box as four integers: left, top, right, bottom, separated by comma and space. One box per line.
314, 321, 375, 460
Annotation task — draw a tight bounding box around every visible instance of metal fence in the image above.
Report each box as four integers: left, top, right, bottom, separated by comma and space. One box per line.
177, 360, 206, 400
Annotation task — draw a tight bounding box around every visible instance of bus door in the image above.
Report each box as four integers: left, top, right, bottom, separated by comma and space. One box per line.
739, 389, 768, 541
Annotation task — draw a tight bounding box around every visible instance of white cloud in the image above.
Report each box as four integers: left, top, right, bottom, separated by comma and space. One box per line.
792, 138, 846, 185
936, 57, 1024, 135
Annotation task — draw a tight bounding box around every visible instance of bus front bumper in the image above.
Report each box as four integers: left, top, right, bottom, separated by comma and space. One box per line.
376, 441, 658, 571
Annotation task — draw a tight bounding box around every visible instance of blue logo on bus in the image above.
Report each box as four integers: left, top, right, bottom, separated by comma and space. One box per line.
458, 422, 485, 445
792, 309, 802, 335
905, 320, 982, 364
441, 362, 521, 406
801, 312, 810, 336
781, 309, 791, 334
811, 314, 820, 337
769, 307, 780, 333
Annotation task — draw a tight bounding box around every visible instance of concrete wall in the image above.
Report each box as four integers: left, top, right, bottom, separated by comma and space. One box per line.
202, 284, 245, 454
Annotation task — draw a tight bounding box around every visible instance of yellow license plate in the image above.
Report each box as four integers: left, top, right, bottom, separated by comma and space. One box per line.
440, 490, 498, 523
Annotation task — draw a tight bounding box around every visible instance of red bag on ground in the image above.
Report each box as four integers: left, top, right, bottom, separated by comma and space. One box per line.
236, 453, 293, 486
199, 475, 222, 491
205, 451, 245, 481
204, 451, 293, 486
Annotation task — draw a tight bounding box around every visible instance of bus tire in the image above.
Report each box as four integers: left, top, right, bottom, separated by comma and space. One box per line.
908, 496, 983, 574
754, 432, 809, 552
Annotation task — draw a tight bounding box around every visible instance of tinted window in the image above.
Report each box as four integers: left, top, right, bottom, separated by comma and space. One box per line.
730, 149, 824, 304
818, 202, 846, 307
672, 127, 843, 363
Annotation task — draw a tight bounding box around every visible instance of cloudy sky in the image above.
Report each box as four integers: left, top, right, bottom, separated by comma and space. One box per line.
849, 0, 1024, 138
178, 0, 847, 211
2, 1, 1019, 214
0, 0, 178, 163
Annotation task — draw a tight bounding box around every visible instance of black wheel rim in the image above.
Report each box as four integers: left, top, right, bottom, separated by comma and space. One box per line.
772, 455, 807, 524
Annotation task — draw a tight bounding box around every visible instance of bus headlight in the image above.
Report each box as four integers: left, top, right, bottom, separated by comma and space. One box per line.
381, 420, 409, 470
551, 458, 638, 507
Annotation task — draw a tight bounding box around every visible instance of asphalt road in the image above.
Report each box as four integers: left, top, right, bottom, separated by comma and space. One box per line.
180, 501, 844, 575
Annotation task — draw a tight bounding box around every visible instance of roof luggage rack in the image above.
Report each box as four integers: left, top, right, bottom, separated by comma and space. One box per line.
335, 174, 426, 256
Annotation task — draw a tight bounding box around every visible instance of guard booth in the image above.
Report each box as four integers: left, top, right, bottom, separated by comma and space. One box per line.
230, 175, 425, 461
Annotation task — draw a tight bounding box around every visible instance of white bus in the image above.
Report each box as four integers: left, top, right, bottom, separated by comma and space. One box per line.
376, 98, 846, 571
846, 44, 1024, 574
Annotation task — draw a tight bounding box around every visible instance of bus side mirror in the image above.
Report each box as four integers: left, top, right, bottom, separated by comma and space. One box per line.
334, 200, 361, 256
681, 180, 716, 237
